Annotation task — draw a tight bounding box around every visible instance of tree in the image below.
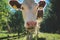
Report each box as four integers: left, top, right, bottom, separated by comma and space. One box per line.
0, 0, 11, 32
9, 10, 24, 33
50, 0, 60, 33
40, 0, 59, 33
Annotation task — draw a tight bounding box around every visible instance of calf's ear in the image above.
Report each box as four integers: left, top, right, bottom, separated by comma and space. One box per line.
38, 0, 46, 8
9, 1, 22, 9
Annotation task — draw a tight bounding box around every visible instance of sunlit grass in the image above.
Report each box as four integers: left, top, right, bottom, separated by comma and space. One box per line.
0, 32, 60, 40
19, 32, 60, 40
38, 32, 60, 40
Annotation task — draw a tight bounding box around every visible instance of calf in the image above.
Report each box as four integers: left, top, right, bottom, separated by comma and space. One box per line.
9, 0, 46, 39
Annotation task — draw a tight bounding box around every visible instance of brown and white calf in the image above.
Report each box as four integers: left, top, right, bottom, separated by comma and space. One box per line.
9, 0, 46, 33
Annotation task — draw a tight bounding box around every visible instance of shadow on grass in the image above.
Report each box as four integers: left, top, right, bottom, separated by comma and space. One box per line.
37, 38, 46, 40
33, 37, 46, 40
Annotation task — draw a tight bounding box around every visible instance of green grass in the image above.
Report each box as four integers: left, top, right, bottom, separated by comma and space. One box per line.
0, 33, 7, 38
18, 32, 60, 40
38, 32, 60, 40
0, 32, 60, 40
0, 33, 18, 38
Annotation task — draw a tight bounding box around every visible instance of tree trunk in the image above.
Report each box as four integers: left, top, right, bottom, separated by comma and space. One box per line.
6, 22, 11, 33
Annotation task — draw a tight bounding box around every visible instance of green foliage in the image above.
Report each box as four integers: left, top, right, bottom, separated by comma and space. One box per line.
40, 0, 60, 33
0, 0, 10, 31
9, 10, 24, 33
0, 0, 24, 33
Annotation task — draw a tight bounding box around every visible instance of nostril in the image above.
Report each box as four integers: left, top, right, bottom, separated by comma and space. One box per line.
26, 21, 37, 29
27, 22, 30, 26
34, 22, 37, 25
26, 21, 37, 26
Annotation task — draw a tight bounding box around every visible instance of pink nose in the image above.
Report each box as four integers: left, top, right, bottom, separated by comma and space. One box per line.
26, 21, 37, 27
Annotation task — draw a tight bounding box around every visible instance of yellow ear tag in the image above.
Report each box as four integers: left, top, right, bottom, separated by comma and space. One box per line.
13, 5, 17, 9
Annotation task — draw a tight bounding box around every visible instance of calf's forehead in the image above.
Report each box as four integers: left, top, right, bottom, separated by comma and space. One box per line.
24, 0, 34, 2
23, 0, 35, 3
10, 0, 17, 1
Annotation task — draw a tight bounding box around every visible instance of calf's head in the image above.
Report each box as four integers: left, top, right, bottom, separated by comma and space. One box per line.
9, 0, 46, 31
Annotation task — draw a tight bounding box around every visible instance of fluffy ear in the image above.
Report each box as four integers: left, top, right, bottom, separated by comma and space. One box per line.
37, 0, 46, 19
9, 0, 22, 9
38, 0, 46, 7
37, 10, 43, 19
